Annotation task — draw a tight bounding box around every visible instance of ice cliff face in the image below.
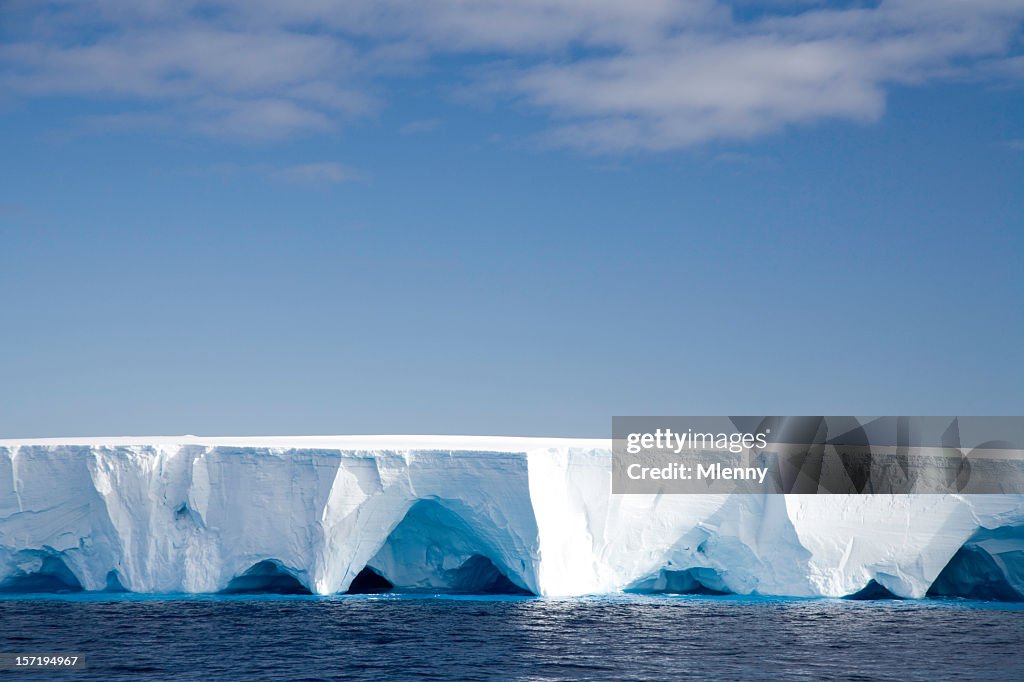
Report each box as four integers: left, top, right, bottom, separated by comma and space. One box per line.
1, 436, 1022, 599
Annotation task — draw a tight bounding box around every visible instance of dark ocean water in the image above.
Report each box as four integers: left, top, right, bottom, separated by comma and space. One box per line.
1, 594, 1021, 681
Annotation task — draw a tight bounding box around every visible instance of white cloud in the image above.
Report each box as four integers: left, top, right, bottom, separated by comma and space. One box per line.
510, 36, 889, 151
0, 2, 378, 140
192, 97, 336, 140
1, 1, 1023, 150
493, 1, 1024, 151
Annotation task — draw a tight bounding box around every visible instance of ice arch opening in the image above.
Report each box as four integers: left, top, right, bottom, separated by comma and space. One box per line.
845, 580, 902, 600
927, 527, 1024, 601
627, 567, 732, 595
104, 570, 128, 593
221, 560, 312, 595
363, 499, 533, 595
446, 555, 531, 595
0, 555, 83, 594
346, 566, 393, 594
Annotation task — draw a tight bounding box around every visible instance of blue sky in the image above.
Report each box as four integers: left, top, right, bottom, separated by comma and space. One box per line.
2, 1, 1023, 437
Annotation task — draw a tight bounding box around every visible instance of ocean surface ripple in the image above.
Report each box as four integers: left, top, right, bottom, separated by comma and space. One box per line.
1, 594, 1022, 681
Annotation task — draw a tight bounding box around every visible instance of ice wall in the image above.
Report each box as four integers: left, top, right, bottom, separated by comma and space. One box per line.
1, 437, 1022, 599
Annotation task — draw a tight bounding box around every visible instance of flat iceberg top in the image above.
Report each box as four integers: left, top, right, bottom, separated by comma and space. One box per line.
0, 434, 609, 452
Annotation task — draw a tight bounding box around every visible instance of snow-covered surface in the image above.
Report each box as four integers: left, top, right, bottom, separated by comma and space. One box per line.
0, 435, 607, 450
1, 436, 1022, 598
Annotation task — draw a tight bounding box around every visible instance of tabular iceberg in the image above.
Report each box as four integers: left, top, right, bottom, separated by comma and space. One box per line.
1, 436, 1022, 600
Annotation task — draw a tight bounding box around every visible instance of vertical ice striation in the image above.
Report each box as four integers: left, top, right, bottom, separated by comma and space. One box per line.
1, 436, 1022, 599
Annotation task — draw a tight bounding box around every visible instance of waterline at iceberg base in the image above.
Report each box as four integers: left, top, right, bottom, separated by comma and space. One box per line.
1, 436, 1021, 601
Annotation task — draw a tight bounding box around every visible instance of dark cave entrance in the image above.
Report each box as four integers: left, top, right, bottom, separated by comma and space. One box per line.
221, 560, 312, 595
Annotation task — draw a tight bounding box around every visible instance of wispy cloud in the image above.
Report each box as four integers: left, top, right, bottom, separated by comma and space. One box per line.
493, 2, 1024, 151
271, 162, 362, 185
0, 2, 379, 140
180, 161, 363, 185
2, 1, 1023, 151
712, 151, 780, 170
399, 118, 441, 135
